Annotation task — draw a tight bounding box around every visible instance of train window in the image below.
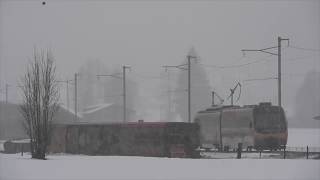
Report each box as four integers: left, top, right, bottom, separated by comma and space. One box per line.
254, 111, 286, 132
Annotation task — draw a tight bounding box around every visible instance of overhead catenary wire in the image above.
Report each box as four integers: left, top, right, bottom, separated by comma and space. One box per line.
200, 58, 271, 69
287, 45, 320, 52
200, 55, 319, 71
130, 72, 166, 80
242, 77, 278, 82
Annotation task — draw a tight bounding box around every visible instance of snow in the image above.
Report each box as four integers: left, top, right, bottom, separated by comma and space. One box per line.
1, 128, 319, 180
82, 103, 113, 114
59, 104, 83, 118
1, 153, 320, 180
0, 140, 5, 151
9, 139, 30, 143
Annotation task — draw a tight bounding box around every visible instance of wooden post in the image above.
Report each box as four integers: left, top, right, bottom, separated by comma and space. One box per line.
237, 143, 242, 159
21, 144, 24, 156
259, 150, 262, 159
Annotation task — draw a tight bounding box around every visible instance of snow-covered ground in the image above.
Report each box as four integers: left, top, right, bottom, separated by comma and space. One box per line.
0, 153, 320, 180
287, 128, 320, 147
1, 128, 319, 180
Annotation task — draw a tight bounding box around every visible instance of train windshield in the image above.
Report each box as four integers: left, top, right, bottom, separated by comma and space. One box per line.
254, 108, 286, 133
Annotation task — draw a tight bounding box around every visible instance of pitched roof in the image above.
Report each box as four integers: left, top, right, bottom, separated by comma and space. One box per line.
58, 104, 83, 118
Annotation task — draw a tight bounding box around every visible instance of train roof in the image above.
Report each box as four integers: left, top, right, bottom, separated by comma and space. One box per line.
197, 102, 279, 114
198, 105, 243, 113
53, 121, 196, 128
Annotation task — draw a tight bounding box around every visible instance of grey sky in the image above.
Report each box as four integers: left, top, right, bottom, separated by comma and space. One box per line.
0, 0, 319, 118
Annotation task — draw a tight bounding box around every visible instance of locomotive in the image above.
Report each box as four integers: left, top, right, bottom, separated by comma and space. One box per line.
194, 102, 288, 150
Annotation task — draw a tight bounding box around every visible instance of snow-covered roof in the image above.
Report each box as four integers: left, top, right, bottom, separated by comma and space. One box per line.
59, 104, 83, 118
82, 103, 113, 114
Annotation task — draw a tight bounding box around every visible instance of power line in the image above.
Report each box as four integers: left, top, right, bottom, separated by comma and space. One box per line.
242, 77, 277, 82
130, 72, 165, 80
199, 55, 273, 69
287, 45, 320, 52
200, 55, 317, 70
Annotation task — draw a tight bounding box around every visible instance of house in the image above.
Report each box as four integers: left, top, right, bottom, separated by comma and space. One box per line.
53, 105, 83, 124
0, 101, 81, 140
0, 101, 26, 140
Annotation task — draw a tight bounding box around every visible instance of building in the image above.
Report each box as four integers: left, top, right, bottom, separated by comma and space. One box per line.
0, 101, 81, 140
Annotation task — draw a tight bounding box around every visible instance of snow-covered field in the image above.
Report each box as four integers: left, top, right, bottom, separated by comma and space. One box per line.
0, 128, 319, 180
0, 153, 320, 180
287, 128, 320, 147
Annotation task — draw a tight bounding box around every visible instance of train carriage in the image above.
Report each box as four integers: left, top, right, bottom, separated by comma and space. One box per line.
194, 102, 288, 150
49, 121, 200, 158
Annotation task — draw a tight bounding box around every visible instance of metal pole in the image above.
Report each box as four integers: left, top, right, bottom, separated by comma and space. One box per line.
66, 80, 69, 110
212, 91, 215, 106
188, 56, 191, 123
5, 83, 8, 104
230, 89, 234, 106
168, 71, 171, 119
219, 108, 223, 152
123, 66, 126, 123
74, 73, 78, 122
278, 36, 282, 107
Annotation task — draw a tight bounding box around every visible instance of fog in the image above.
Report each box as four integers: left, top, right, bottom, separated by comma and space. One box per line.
0, 1, 319, 126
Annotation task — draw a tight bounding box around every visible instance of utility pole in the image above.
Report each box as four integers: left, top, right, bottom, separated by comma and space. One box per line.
5, 83, 9, 104
167, 70, 172, 120
67, 80, 70, 110
212, 91, 214, 106
278, 37, 283, 107
122, 65, 130, 123
242, 36, 289, 107
163, 55, 196, 123
230, 89, 234, 106
74, 73, 78, 122
97, 65, 130, 123
187, 55, 191, 123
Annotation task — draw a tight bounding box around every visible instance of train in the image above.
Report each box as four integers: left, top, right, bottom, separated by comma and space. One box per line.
47, 102, 287, 158
194, 102, 288, 151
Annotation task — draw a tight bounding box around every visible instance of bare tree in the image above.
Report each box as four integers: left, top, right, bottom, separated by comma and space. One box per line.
20, 49, 59, 159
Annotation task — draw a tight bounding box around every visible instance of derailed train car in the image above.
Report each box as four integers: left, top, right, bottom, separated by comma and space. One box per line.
49, 122, 200, 158
194, 102, 288, 150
